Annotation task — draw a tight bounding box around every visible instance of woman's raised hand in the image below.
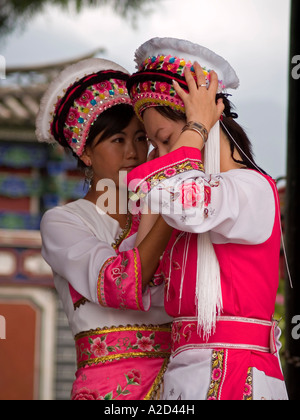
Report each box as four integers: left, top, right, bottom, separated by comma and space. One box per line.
173, 62, 225, 133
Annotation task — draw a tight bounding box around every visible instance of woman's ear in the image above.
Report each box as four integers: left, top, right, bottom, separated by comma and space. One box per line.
80, 150, 92, 167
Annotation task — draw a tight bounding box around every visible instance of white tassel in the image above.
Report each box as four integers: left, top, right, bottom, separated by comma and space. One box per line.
196, 122, 223, 339
196, 232, 223, 339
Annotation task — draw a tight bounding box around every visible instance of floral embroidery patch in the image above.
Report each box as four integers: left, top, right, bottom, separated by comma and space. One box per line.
133, 160, 204, 200
72, 369, 142, 400
243, 368, 253, 400
76, 330, 167, 368
207, 350, 225, 400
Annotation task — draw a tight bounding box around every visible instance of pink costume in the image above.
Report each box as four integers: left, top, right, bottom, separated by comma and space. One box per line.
127, 146, 288, 400
41, 200, 172, 400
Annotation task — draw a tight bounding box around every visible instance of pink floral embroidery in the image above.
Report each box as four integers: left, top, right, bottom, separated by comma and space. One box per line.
73, 388, 104, 401
77, 89, 94, 105
207, 350, 224, 400
171, 321, 182, 346
137, 336, 154, 352
164, 168, 177, 178
63, 128, 74, 141
179, 181, 202, 209
91, 337, 108, 358
204, 186, 212, 206
212, 368, 222, 382
141, 81, 150, 92
140, 181, 151, 194
96, 81, 110, 92
156, 82, 170, 94
244, 384, 252, 397
72, 370, 142, 400
126, 369, 142, 385
190, 162, 200, 170
66, 108, 80, 125
243, 368, 253, 400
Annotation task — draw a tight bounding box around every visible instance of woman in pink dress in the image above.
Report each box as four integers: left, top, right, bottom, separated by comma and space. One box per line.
36, 58, 173, 400
126, 37, 288, 400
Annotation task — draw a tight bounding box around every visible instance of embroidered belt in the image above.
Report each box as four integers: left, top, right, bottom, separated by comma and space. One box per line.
172, 316, 278, 357
75, 324, 172, 369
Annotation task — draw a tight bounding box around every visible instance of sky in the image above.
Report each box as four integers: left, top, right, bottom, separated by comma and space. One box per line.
0, 0, 291, 179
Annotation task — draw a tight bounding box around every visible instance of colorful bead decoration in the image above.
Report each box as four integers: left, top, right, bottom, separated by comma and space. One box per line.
51, 76, 131, 156
128, 55, 226, 121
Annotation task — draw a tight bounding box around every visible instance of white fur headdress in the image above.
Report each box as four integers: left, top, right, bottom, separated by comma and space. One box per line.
36, 58, 131, 156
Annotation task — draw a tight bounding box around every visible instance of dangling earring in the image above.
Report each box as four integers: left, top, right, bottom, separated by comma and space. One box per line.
84, 165, 94, 189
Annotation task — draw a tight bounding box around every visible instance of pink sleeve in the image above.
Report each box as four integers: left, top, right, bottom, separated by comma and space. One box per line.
127, 146, 203, 193
97, 248, 150, 312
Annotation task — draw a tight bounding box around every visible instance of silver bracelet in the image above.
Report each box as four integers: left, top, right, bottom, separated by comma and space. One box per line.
181, 121, 209, 143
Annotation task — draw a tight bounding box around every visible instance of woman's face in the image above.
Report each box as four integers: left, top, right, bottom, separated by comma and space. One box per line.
143, 108, 186, 157
81, 115, 148, 187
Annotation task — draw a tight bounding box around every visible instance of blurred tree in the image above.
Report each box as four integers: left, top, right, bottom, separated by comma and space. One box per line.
0, 0, 158, 36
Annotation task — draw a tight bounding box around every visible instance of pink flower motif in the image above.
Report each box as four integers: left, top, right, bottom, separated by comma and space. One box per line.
244, 384, 252, 397
164, 168, 177, 178
190, 162, 199, 170
111, 267, 122, 280
95, 81, 111, 93
162, 59, 179, 73
66, 108, 80, 125
156, 82, 170, 95
77, 90, 94, 105
63, 128, 74, 141
204, 186, 211, 206
73, 388, 104, 400
179, 182, 202, 209
207, 396, 217, 401
137, 336, 154, 352
114, 79, 126, 88
127, 369, 142, 385
140, 181, 151, 193
141, 81, 150, 92
91, 337, 108, 358
171, 322, 182, 345
212, 368, 222, 382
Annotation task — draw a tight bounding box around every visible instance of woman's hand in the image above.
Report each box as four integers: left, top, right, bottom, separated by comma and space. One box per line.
173, 62, 225, 133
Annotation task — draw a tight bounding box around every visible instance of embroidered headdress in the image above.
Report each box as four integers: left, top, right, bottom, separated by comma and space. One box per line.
128, 38, 240, 338
36, 58, 132, 156
127, 37, 239, 120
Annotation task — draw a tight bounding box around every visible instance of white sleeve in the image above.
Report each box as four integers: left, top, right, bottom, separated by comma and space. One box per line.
41, 207, 152, 314
146, 168, 276, 245
40, 208, 116, 303
127, 146, 276, 246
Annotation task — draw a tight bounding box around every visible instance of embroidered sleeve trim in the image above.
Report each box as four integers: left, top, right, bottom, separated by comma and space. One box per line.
97, 249, 145, 312
97, 256, 117, 307
131, 160, 204, 201
133, 248, 142, 311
